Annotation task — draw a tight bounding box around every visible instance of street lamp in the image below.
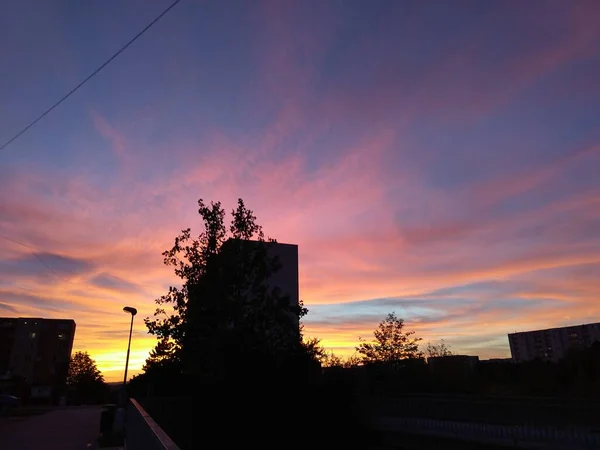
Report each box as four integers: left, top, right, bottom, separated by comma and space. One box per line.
113, 306, 138, 432
122, 306, 137, 385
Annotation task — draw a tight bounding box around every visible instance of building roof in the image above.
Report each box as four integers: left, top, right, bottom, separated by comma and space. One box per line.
508, 322, 600, 336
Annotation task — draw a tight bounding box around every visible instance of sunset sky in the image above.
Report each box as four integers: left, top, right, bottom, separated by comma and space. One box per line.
1, 0, 600, 382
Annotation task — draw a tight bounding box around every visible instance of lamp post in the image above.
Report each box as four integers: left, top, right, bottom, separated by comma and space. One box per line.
113, 306, 137, 433
122, 306, 137, 386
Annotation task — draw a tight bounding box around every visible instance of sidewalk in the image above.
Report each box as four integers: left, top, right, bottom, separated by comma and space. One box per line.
0, 406, 102, 450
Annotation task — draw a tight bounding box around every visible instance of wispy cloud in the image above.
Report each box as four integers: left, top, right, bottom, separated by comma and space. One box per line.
0, 0, 599, 379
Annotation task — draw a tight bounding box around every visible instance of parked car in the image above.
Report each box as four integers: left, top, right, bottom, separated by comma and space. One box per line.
0, 394, 20, 415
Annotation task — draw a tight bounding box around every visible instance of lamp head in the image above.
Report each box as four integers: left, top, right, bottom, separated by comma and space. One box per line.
123, 306, 137, 316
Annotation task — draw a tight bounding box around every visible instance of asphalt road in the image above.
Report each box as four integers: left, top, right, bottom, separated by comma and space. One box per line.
379, 432, 515, 449
0, 406, 102, 450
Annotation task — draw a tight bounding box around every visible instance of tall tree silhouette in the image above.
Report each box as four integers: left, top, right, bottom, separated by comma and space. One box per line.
145, 198, 307, 379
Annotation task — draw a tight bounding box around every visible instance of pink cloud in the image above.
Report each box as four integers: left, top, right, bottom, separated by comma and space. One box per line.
2, 1, 600, 377
4, 115, 599, 373
92, 113, 125, 157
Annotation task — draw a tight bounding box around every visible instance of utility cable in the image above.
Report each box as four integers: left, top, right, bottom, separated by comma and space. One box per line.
0, 0, 183, 152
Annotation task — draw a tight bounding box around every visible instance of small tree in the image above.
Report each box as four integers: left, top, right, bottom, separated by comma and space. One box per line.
301, 336, 326, 363
425, 339, 453, 359
300, 337, 357, 368
67, 351, 104, 385
343, 354, 362, 368
67, 351, 106, 404
356, 312, 423, 363
321, 351, 344, 368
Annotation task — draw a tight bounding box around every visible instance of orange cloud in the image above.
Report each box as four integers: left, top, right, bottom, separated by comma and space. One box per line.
2, 1, 600, 380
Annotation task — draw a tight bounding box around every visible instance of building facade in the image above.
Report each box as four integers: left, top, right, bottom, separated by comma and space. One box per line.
0, 317, 75, 395
261, 240, 300, 309
185, 239, 300, 347
508, 322, 600, 362
219, 238, 300, 315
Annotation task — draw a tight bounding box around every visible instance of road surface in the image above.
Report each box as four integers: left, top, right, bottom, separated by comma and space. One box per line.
0, 406, 101, 450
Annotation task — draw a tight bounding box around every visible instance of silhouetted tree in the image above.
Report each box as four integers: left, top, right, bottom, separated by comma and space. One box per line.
425, 339, 453, 358
321, 351, 344, 368
124, 339, 184, 398
356, 312, 423, 363
138, 199, 380, 448
145, 198, 308, 381
300, 336, 361, 368
302, 336, 326, 362
68, 351, 104, 385
142, 338, 180, 373
343, 354, 362, 368
67, 351, 106, 404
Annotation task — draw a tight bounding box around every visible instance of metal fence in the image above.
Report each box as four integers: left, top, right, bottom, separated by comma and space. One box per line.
375, 416, 600, 449
371, 394, 600, 428
125, 398, 180, 450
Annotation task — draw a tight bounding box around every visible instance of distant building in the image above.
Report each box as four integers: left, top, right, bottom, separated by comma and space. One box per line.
479, 358, 513, 364
508, 322, 600, 362
182, 239, 300, 374
0, 317, 75, 398
261, 240, 299, 313
427, 355, 479, 371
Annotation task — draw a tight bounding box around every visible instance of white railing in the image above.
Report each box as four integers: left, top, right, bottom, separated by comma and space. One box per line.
125, 398, 180, 450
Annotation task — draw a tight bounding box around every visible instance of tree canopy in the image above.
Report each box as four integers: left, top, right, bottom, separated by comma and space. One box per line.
142, 338, 180, 373
356, 312, 423, 363
425, 339, 453, 359
67, 351, 107, 404
144, 198, 310, 380
67, 351, 104, 386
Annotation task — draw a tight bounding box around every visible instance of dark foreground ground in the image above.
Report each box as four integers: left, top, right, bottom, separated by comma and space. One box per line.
0, 406, 102, 450
372, 394, 600, 428
139, 390, 520, 450
379, 432, 520, 449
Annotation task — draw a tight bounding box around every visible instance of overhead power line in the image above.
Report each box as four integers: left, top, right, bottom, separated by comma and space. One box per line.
0, 0, 183, 153
1, 235, 61, 278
